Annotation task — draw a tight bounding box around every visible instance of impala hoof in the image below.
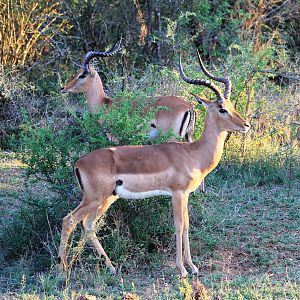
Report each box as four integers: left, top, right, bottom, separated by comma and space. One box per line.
109, 265, 116, 275
191, 265, 199, 275
181, 269, 188, 278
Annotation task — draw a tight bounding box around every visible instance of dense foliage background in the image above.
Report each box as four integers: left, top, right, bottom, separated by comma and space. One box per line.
0, 0, 299, 298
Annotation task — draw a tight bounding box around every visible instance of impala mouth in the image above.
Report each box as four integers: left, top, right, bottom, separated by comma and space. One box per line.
240, 127, 250, 134
61, 88, 73, 93
229, 126, 250, 134
240, 122, 251, 133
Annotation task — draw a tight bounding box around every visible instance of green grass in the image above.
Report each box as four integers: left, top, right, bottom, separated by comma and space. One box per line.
0, 151, 299, 299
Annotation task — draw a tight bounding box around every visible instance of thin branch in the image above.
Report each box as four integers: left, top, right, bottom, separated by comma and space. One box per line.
257, 69, 300, 81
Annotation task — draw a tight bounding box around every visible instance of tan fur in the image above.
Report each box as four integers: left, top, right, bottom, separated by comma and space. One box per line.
58, 97, 250, 277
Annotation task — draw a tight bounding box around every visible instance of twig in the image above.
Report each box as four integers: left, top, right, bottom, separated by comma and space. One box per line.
61, 0, 89, 50
257, 69, 300, 81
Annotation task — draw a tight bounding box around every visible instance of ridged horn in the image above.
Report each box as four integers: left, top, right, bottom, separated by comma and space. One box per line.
82, 36, 123, 71
196, 49, 231, 100
179, 53, 224, 101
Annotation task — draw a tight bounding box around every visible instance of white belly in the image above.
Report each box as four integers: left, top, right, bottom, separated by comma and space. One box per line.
115, 185, 172, 199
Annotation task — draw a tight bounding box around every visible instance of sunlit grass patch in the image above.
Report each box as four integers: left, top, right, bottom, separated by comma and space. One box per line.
208, 275, 300, 300
0, 151, 27, 169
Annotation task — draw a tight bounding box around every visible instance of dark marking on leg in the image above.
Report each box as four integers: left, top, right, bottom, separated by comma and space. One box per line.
116, 179, 123, 186
113, 180, 123, 195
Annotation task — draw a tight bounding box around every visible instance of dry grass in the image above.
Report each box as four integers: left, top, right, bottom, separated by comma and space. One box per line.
0, 0, 68, 66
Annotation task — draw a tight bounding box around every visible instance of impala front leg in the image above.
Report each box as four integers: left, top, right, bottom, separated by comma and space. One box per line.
183, 202, 198, 274
172, 191, 189, 277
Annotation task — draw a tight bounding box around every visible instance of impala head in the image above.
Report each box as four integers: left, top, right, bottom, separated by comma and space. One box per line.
61, 66, 99, 93
179, 51, 250, 134
61, 37, 123, 93
191, 93, 250, 133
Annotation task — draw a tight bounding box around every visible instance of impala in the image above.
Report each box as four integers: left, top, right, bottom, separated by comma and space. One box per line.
58, 50, 250, 277
61, 39, 196, 143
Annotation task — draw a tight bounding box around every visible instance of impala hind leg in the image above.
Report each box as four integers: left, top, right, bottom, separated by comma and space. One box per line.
82, 195, 118, 274
58, 199, 101, 269
199, 180, 205, 193
172, 191, 189, 277
183, 204, 199, 274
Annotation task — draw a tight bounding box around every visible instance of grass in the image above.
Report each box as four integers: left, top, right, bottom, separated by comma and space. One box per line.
0, 150, 299, 299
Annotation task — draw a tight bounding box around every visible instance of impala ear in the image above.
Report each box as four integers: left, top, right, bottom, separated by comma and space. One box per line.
88, 66, 96, 77
191, 92, 210, 108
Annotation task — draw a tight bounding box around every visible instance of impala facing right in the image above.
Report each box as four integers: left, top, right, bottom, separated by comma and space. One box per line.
58, 50, 250, 277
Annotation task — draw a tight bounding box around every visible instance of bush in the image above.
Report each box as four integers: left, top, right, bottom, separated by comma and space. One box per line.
0, 66, 65, 149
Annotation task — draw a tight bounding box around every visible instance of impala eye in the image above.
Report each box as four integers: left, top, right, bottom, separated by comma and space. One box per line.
78, 70, 88, 79
219, 108, 227, 113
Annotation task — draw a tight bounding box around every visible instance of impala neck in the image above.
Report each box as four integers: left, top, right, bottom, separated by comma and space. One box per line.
193, 111, 228, 175
85, 73, 108, 114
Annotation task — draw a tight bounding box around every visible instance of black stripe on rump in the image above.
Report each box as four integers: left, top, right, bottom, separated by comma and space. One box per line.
186, 110, 193, 131
179, 111, 191, 136
185, 110, 196, 142
75, 168, 84, 192
185, 132, 189, 141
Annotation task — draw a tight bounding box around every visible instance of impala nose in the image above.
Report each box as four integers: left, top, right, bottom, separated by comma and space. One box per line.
242, 122, 251, 133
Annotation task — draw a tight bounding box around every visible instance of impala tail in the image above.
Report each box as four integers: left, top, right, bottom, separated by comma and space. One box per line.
183, 109, 196, 142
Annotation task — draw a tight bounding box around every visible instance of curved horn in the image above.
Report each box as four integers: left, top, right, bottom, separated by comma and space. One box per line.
179, 54, 224, 100
196, 49, 232, 100
82, 37, 123, 71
